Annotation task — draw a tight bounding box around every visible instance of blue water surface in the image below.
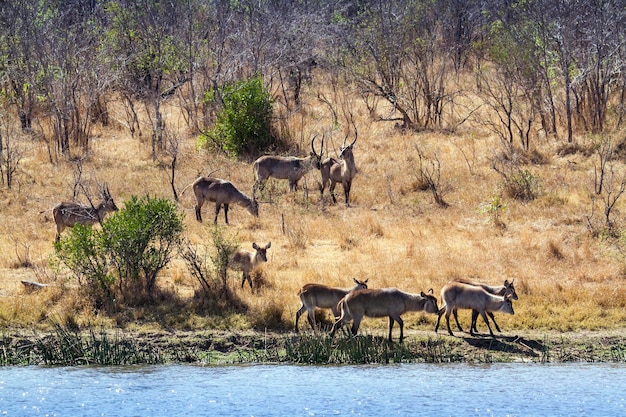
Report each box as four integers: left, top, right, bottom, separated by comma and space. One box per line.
0, 363, 624, 416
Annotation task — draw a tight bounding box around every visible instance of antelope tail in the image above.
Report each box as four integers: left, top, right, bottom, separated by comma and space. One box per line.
339, 298, 352, 321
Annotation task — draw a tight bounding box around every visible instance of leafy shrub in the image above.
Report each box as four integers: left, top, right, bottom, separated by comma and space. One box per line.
101, 195, 184, 295
54, 195, 184, 309
53, 225, 114, 309
503, 169, 540, 201
479, 195, 508, 227
198, 75, 275, 157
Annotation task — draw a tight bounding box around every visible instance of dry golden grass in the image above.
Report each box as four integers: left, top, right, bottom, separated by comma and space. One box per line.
2, 87, 626, 337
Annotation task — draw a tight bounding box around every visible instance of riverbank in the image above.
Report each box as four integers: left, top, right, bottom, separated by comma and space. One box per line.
2, 327, 625, 366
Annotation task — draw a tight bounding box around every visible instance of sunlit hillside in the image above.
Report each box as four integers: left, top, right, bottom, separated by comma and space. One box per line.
1, 74, 626, 338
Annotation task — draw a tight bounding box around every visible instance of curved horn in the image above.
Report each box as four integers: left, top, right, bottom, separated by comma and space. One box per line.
342, 132, 349, 148
319, 133, 325, 157
101, 183, 111, 199
349, 129, 357, 147
310, 134, 319, 155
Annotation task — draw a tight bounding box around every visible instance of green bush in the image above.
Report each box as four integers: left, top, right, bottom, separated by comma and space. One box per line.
502, 169, 540, 201
102, 195, 184, 294
198, 75, 275, 157
54, 195, 184, 308
53, 225, 114, 308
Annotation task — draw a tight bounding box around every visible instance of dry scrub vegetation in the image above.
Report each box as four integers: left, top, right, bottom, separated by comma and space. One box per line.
1, 86, 626, 339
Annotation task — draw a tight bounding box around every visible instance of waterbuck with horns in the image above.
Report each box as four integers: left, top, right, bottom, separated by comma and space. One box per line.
294, 278, 369, 332
53, 185, 118, 242
330, 288, 439, 343
230, 242, 271, 291
320, 131, 357, 207
186, 176, 258, 224
253, 135, 324, 197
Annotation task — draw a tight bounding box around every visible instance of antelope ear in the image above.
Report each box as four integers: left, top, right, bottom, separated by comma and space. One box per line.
253, 243, 259, 250
352, 277, 358, 284
266, 242, 271, 249
428, 288, 434, 295
504, 279, 510, 286
421, 291, 426, 297
364, 278, 369, 283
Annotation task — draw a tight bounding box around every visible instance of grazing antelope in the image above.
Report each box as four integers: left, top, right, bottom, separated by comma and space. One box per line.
230, 242, 271, 291
434, 281, 515, 337
320, 132, 357, 207
253, 135, 324, 196
455, 279, 518, 333
188, 177, 258, 224
53, 186, 118, 242
294, 278, 369, 332
330, 288, 439, 343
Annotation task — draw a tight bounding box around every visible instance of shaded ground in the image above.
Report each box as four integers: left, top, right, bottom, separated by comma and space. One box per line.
2, 327, 625, 365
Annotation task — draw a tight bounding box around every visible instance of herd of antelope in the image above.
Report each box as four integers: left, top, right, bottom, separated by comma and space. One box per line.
52, 132, 356, 238
49, 131, 518, 342
298, 278, 517, 342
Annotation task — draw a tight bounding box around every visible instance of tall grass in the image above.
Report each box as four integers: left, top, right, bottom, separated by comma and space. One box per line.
283, 334, 460, 364
1, 82, 626, 338
34, 320, 164, 366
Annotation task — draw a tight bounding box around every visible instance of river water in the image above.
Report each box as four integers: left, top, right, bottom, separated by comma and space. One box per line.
1, 363, 624, 416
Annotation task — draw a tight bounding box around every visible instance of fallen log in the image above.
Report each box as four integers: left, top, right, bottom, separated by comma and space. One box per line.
20, 280, 49, 290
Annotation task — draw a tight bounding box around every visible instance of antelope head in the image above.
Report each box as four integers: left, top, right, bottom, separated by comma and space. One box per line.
339, 130, 357, 160
100, 184, 119, 212
309, 134, 324, 169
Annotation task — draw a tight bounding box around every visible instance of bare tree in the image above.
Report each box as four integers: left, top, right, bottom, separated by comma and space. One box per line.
0, 115, 24, 189
586, 136, 626, 235
106, 0, 189, 159
159, 130, 180, 201
336, 1, 459, 130
0, 2, 39, 132
568, 0, 626, 133
28, 0, 112, 156
593, 136, 613, 195
475, 67, 536, 151
414, 144, 449, 208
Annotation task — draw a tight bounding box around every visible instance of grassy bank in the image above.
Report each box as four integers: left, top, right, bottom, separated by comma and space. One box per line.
2, 325, 625, 366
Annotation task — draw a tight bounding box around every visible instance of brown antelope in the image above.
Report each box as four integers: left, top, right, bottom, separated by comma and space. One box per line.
435, 281, 515, 337
187, 177, 258, 224
320, 132, 357, 206
330, 288, 439, 343
53, 185, 118, 242
253, 135, 324, 196
230, 242, 271, 291
294, 278, 369, 332
455, 279, 518, 333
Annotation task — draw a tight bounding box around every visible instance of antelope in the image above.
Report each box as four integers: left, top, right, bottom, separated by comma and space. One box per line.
434, 281, 515, 337
455, 279, 518, 333
187, 177, 258, 224
330, 288, 439, 343
53, 185, 118, 242
230, 242, 271, 291
253, 135, 324, 197
294, 278, 369, 332
320, 131, 357, 207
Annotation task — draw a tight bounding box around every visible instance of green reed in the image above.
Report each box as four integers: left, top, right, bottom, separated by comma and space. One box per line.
0, 333, 37, 366
34, 321, 164, 366
283, 334, 462, 364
